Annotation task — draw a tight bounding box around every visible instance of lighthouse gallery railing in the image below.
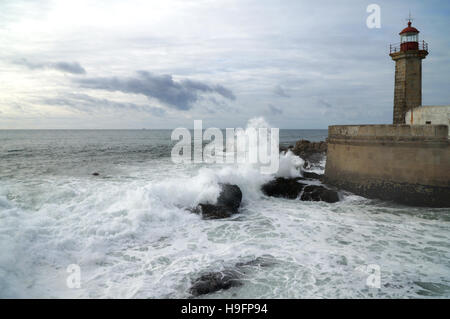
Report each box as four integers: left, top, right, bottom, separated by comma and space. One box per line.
389, 40, 428, 54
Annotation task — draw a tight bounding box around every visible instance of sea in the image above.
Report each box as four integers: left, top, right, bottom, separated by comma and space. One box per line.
1, 120, 449, 298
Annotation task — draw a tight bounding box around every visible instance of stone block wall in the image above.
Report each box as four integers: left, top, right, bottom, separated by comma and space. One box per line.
324, 124, 450, 207
391, 51, 427, 124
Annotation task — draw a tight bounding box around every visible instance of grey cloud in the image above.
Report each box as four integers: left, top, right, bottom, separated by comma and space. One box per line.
267, 103, 283, 115
318, 99, 332, 108
212, 84, 236, 100
42, 93, 166, 116
51, 62, 86, 74
273, 85, 290, 98
76, 71, 235, 110
15, 58, 86, 74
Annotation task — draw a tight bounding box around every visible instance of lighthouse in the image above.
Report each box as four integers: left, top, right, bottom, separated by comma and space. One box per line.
390, 20, 428, 124
325, 17, 449, 208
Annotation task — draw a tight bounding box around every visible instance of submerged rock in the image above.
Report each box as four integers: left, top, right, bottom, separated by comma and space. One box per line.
196, 204, 234, 219
261, 177, 306, 199
302, 171, 323, 180
195, 183, 243, 219
189, 255, 275, 296
189, 270, 242, 296
300, 185, 339, 203
235, 255, 277, 269
261, 178, 339, 203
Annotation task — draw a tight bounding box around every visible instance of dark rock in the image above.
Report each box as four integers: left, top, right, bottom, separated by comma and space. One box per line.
189, 255, 276, 296
189, 270, 242, 296
261, 178, 339, 203
303, 160, 310, 169
92, 172, 100, 176
303, 152, 326, 166
261, 177, 306, 199
303, 171, 323, 180
294, 139, 328, 153
292, 139, 327, 162
197, 204, 234, 219
300, 185, 339, 203
194, 183, 243, 219
216, 183, 242, 211
235, 255, 276, 269
383, 283, 404, 289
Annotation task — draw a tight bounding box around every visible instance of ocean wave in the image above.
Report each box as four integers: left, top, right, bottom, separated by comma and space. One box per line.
0, 121, 449, 298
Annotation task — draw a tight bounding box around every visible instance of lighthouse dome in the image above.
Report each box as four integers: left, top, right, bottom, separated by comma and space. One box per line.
400, 21, 419, 35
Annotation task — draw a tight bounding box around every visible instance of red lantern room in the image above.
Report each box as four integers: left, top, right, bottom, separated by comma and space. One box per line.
400, 21, 419, 51
389, 20, 428, 54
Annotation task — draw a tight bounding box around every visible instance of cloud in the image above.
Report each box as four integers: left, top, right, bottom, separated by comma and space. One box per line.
267, 103, 283, 115
75, 71, 235, 110
51, 62, 86, 74
2, 0, 449, 129
15, 58, 86, 74
318, 99, 332, 108
273, 85, 290, 98
42, 93, 166, 116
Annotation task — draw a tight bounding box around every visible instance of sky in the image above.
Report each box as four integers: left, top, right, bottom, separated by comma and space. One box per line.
0, 0, 449, 129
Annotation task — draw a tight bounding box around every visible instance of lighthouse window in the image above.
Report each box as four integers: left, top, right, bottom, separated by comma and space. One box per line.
401, 34, 418, 43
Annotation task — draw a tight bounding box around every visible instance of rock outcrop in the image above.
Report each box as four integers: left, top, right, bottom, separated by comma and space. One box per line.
261, 177, 339, 203
291, 140, 327, 166
280, 139, 327, 168
302, 171, 324, 180
292, 139, 327, 156
189, 256, 275, 296
300, 185, 340, 203
194, 183, 243, 219
189, 270, 242, 296
261, 177, 306, 199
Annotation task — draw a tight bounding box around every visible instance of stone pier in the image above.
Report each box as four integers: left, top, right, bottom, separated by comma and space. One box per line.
324, 124, 450, 207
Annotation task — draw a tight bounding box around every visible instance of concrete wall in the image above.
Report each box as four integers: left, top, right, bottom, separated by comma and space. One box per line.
405, 105, 450, 136
324, 124, 450, 207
